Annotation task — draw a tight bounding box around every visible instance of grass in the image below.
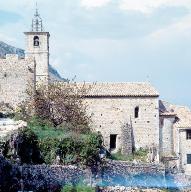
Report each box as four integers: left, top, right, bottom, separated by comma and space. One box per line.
61, 184, 95, 192
111, 148, 149, 162
28, 117, 66, 140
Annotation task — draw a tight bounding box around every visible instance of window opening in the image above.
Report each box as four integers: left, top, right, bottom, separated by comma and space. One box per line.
187, 154, 191, 164
33, 36, 39, 46
135, 106, 139, 118
110, 134, 117, 150
186, 130, 191, 140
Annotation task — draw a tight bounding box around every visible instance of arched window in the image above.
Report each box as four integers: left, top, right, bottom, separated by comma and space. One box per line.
33, 36, 39, 47
135, 106, 139, 118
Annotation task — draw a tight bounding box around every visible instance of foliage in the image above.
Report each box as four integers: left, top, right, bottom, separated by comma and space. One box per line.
2, 127, 43, 164
38, 137, 60, 164
28, 116, 65, 140
3, 115, 103, 166
16, 82, 92, 134
111, 148, 148, 162
61, 184, 95, 192
79, 133, 103, 166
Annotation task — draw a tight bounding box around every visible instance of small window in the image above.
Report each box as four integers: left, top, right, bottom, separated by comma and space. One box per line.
186, 130, 191, 140
110, 134, 117, 150
135, 106, 139, 118
33, 36, 39, 47
187, 154, 191, 164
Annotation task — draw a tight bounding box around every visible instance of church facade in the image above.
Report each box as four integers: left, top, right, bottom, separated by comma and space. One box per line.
1, 9, 191, 174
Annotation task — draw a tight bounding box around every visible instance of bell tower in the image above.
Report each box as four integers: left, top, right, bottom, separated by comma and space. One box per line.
24, 6, 50, 84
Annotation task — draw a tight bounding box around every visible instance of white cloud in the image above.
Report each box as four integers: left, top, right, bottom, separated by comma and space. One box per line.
120, 0, 191, 14
150, 14, 191, 40
81, 0, 111, 9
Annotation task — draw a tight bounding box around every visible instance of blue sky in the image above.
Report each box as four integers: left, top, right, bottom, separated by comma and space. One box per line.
0, 0, 191, 107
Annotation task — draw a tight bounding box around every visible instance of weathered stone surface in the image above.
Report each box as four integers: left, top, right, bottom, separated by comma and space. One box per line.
0, 55, 35, 107
85, 97, 159, 158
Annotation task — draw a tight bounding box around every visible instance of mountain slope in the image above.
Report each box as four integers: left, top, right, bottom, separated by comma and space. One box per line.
0, 41, 65, 81
0, 41, 24, 58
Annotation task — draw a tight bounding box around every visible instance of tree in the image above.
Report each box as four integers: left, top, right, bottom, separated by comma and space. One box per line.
17, 81, 92, 134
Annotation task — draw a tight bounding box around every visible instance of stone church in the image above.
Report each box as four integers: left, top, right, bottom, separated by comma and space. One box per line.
1, 9, 191, 174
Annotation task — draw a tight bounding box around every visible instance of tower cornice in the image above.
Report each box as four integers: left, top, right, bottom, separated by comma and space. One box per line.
24, 32, 50, 36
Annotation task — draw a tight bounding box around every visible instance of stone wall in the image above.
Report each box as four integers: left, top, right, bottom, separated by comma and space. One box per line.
3, 156, 186, 192
0, 54, 35, 107
20, 161, 166, 191
85, 97, 159, 154
179, 129, 191, 174
21, 165, 85, 191
98, 187, 168, 192
159, 116, 175, 157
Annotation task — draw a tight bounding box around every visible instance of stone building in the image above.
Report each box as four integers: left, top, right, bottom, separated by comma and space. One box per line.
84, 82, 159, 159
160, 101, 191, 174
1, 8, 191, 174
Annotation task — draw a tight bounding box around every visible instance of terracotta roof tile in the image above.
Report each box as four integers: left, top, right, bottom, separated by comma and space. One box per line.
81, 82, 159, 97
160, 100, 191, 128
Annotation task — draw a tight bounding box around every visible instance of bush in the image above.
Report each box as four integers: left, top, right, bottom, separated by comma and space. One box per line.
22, 119, 104, 166
39, 137, 60, 164
3, 127, 43, 164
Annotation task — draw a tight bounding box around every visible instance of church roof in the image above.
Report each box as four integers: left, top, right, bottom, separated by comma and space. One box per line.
83, 82, 159, 97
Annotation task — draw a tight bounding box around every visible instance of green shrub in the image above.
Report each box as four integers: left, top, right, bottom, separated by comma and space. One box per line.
26, 119, 103, 165
3, 127, 43, 164
39, 137, 60, 164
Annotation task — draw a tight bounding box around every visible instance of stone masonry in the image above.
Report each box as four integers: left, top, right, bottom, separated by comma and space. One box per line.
0, 54, 35, 107
85, 95, 159, 156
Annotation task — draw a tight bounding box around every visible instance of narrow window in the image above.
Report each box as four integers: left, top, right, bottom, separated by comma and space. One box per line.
33, 36, 39, 47
135, 106, 139, 118
187, 154, 191, 164
110, 134, 117, 150
186, 130, 191, 140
